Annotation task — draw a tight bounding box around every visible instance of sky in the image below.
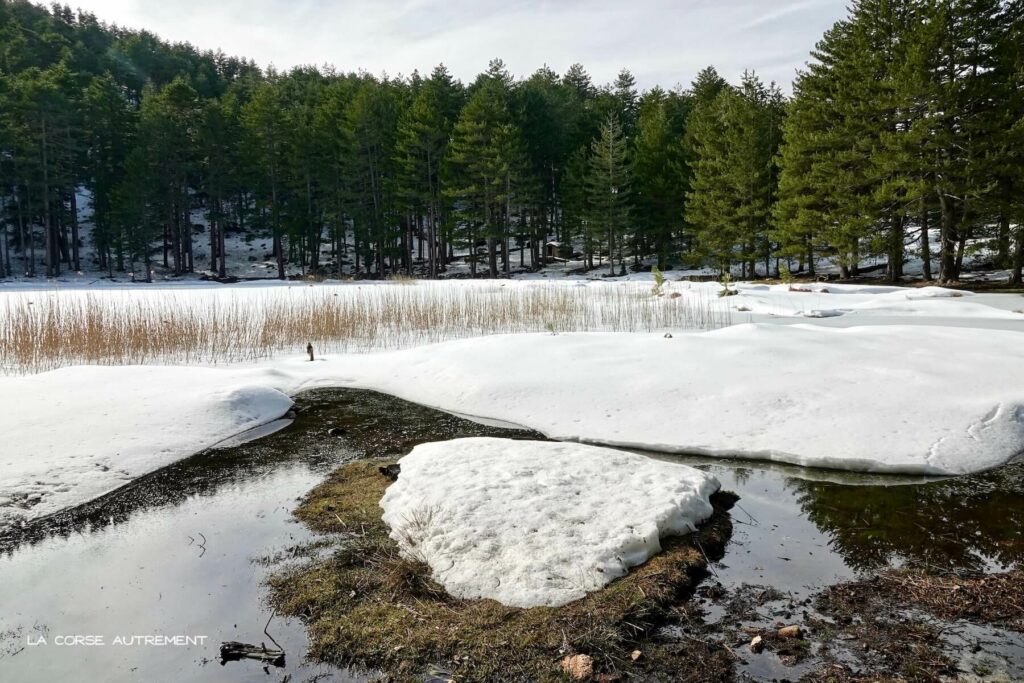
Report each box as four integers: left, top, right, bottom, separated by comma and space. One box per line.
69, 0, 849, 92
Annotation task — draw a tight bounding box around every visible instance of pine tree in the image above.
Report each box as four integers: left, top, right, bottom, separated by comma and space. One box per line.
1001, 0, 1024, 284
82, 73, 134, 275
343, 77, 400, 276
586, 114, 632, 275
395, 65, 463, 277
633, 88, 689, 268
687, 73, 781, 276
136, 77, 200, 275
445, 62, 519, 278
242, 81, 289, 278
613, 68, 639, 138
518, 66, 573, 266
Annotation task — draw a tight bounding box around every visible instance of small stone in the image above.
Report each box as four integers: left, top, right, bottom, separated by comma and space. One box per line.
561, 654, 594, 681
630, 650, 642, 661
663, 333, 673, 338
778, 625, 802, 639
750, 635, 764, 653
327, 427, 346, 437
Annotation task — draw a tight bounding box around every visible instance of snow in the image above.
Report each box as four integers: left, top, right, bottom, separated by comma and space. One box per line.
343, 326, 1024, 476
0, 367, 293, 528
1, 279, 1023, 530
720, 282, 1024, 325
378, 437, 720, 608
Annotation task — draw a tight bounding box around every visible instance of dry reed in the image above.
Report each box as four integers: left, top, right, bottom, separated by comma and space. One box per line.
0, 281, 731, 374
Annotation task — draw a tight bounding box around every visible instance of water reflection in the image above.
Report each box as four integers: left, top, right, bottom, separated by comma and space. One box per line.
790, 462, 1024, 572
649, 453, 1024, 591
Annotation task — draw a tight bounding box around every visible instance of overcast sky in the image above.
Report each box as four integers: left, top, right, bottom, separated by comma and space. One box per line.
70, 0, 849, 91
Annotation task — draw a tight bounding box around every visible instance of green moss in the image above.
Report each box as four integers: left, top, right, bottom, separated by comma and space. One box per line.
269, 459, 736, 682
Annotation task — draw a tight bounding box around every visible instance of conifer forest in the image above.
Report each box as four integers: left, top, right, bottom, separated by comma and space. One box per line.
1, 0, 1021, 284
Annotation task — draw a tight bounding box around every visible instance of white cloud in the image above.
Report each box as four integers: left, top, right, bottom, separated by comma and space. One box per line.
71, 0, 847, 91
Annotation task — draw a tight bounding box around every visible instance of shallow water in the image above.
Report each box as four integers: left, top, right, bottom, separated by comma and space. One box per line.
1, 389, 1021, 681
677, 457, 1024, 589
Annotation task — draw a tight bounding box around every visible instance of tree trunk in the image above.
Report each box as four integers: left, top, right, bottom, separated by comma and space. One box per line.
57, 195, 70, 267
886, 212, 903, 282
16, 187, 29, 276
209, 207, 218, 275
70, 190, 80, 272
219, 196, 227, 278
41, 117, 54, 277
920, 201, 932, 281
954, 225, 970, 280
272, 182, 284, 279
937, 192, 956, 283
996, 210, 1011, 268
1012, 224, 1023, 286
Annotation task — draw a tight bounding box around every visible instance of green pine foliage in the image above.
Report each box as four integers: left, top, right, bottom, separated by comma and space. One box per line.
0, 0, 1021, 282
585, 114, 632, 275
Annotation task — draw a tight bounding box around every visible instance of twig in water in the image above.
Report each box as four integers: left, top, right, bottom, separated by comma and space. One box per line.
693, 536, 719, 579
263, 609, 284, 654
735, 503, 759, 526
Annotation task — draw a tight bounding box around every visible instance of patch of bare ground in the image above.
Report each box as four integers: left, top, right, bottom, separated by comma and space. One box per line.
867, 570, 1024, 631
802, 569, 1024, 682
267, 459, 738, 682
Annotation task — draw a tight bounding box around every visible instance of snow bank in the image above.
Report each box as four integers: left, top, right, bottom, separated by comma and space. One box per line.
379, 437, 720, 608
724, 282, 1023, 324
350, 326, 1024, 476
0, 367, 293, 529
3, 322, 1024, 529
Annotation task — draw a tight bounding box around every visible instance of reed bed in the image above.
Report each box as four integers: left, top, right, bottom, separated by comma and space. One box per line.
0, 281, 731, 374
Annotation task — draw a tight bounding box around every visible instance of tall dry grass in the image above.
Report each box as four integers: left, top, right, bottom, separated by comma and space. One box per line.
0, 282, 731, 374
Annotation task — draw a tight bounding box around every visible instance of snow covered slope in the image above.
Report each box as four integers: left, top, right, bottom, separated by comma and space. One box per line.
379, 437, 720, 607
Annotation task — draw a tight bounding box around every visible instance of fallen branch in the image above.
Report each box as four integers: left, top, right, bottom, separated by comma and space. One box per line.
219, 641, 285, 667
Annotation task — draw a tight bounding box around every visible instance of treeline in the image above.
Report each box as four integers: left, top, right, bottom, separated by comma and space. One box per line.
0, 0, 1022, 283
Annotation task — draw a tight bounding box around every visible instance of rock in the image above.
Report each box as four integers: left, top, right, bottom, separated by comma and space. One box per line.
630, 649, 642, 661
778, 625, 802, 639
327, 427, 347, 437
663, 333, 673, 339
750, 635, 764, 653
378, 463, 401, 480
561, 654, 594, 681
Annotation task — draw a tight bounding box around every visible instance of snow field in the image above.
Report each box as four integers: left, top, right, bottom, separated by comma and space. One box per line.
3, 314, 1023, 530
